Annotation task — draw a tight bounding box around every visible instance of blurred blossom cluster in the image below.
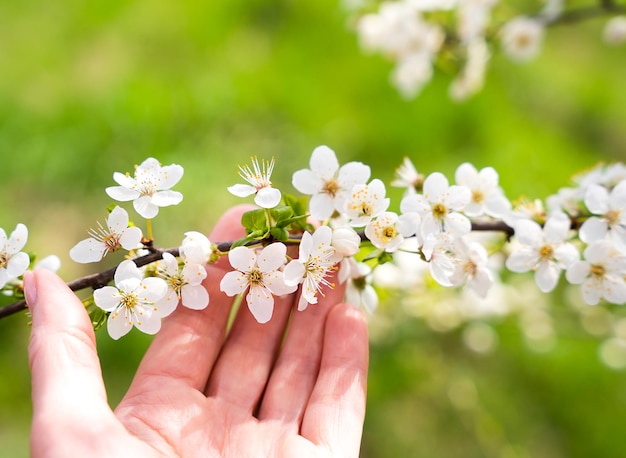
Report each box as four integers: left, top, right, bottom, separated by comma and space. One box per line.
351, 0, 626, 100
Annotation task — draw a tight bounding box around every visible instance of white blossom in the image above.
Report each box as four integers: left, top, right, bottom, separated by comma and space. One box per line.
284, 226, 338, 311
344, 259, 378, 313
604, 16, 626, 45
0, 223, 29, 289
228, 157, 282, 209
364, 211, 420, 252
93, 260, 171, 339
422, 232, 457, 287
566, 240, 626, 305
157, 252, 209, 311
292, 145, 370, 220
449, 237, 494, 298
401, 172, 471, 238
219, 243, 296, 323
580, 181, 626, 249
455, 162, 511, 218
70, 206, 143, 263
356, 1, 444, 57
331, 226, 362, 257
506, 213, 579, 293
391, 157, 424, 196
344, 179, 390, 227
180, 231, 213, 265
106, 158, 184, 219
500, 17, 545, 62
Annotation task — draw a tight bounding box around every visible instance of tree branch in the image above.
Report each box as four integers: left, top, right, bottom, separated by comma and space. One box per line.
0, 220, 515, 320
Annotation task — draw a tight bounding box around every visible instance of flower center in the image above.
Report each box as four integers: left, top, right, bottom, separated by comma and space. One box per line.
322, 179, 340, 198
136, 178, 158, 196
432, 203, 447, 220
539, 245, 554, 261
606, 209, 621, 226
0, 252, 8, 269
120, 291, 139, 310
382, 225, 397, 242
472, 189, 485, 204
360, 202, 372, 216
103, 233, 121, 250
463, 260, 477, 276
169, 275, 186, 295
88, 221, 122, 253
515, 33, 532, 49
239, 157, 274, 190
247, 268, 264, 286
590, 264, 606, 278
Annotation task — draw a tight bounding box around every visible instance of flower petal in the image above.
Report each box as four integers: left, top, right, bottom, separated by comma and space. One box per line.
119, 226, 143, 251
151, 190, 183, 207
254, 187, 282, 209
5, 252, 30, 278
181, 284, 210, 310
506, 247, 539, 273
228, 246, 257, 272
107, 206, 130, 232
580, 217, 607, 244
284, 260, 305, 286
158, 164, 184, 190
220, 270, 248, 296
133, 196, 159, 219
114, 260, 142, 286
106, 185, 139, 202
257, 243, 287, 272
134, 312, 162, 335
94, 286, 122, 312
228, 183, 257, 198
6, 223, 28, 253
423, 172, 449, 200
309, 145, 339, 179
107, 310, 133, 340
69, 238, 106, 263
535, 261, 560, 293
246, 285, 274, 324
584, 184, 609, 214
141, 277, 168, 302
309, 193, 335, 221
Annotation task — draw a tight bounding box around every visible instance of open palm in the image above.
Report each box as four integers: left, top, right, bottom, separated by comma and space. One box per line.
26, 206, 368, 458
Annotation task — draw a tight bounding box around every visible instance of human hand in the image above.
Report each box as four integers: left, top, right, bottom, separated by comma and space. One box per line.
25, 205, 369, 458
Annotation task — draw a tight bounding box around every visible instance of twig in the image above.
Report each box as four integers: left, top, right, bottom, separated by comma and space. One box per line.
0, 220, 515, 320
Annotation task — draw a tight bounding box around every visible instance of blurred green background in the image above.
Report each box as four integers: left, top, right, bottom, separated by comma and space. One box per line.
1, 1, 626, 457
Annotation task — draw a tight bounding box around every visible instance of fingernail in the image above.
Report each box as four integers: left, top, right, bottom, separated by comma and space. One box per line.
23, 271, 37, 310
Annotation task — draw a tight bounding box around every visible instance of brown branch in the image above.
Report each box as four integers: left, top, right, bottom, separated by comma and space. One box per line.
0, 220, 515, 320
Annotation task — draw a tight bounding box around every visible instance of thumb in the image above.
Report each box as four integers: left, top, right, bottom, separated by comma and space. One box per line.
26, 269, 110, 430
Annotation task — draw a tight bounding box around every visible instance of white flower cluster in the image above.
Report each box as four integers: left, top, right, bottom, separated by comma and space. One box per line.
352, 0, 626, 100
69, 157, 212, 339
3, 152, 626, 346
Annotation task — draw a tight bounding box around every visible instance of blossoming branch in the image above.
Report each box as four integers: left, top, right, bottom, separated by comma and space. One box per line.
1, 150, 625, 345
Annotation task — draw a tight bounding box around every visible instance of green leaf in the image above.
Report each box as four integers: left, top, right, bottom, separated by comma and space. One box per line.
270, 226, 289, 242
270, 206, 294, 223
241, 209, 269, 235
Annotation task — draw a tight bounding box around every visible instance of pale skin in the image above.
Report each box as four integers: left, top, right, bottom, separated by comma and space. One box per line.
25, 205, 369, 458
